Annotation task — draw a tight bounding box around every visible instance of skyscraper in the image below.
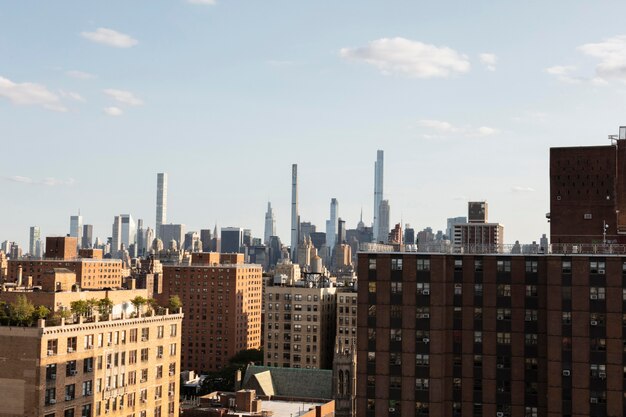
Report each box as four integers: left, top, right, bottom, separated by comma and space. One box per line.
377, 199, 390, 243
264, 202, 276, 245
326, 198, 339, 250
29, 226, 40, 257
120, 214, 136, 249
156, 172, 168, 240
82, 224, 93, 249
111, 215, 122, 255
290, 164, 299, 261
221, 227, 244, 253
372, 150, 384, 242
70, 213, 83, 248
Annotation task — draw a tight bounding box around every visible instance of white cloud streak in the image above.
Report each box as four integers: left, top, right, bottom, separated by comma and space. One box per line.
511, 186, 535, 193
187, 0, 216, 4
66, 70, 95, 80
545, 65, 582, 84
0, 75, 67, 112
104, 107, 123, 116
417, 119, 499, 138
340, 37, 470, 78
479, 53, 497, 71
81, 28, 138, 48
6, 176, 75, 186
103, 89, 143, 106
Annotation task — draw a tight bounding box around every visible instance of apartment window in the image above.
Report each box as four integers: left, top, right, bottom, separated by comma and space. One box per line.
474, 284, 483, 296
170, 324, 177, 337
141, 369, 148, 383
389, 376, 402, 389
590, 364, 606, 379
391, 258, 403, 271
66, 360, 77, 377
390, 328, 402, 342
141, 328, 149, 341
474, 355, 482, 367
417, 259, 430, 271
129, 350, 137, 364
368, 282, 376, 294
169, 363, 176, 376
84, 334, 94, 349
525, 407, 538, 417
496, 308, 511, 320
525, 285, 538, 297
497, 260, 511, 272
590, 287, 606, 300
80, 404, 92, 417
45, 388, 56, 405
525, 334, 538, 345
416, 283, 430, 295
390, 352, 402, 366
525, 358, 538, 370
454, 259, 463, 271
562, 260, 572, 273
128, 371, 136, 385
497, 332, 511, 345
415, 378, 429, 390
169, 343, 177, 356
367, 352, 376, 363
562, 312, 572, 324
65, 409, 75, 417
525, 309, 538, 321
474, 331, 482, 343
67, 336, 78, 353
46, 364, 57, 380
391, 282, 403, 294
474, 260, 483, 272
454, 284, 462, 295
474, 308, 482, 320
590, 260, 606, 274
497, 284, 511, 297
82, 380, 92, 396
141, 348, 149, 362
65, 384, 75, 401
391, 305, 402, 319
367, 375, 375, 387
157, 326, 164, 338
525, 260, 538, 273
367, 328, 376, 341
47, 339, 58, 356
368, 258, 376, 270
415, 354, 429, 366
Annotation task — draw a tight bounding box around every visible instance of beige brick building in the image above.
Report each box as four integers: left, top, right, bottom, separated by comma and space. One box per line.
159, 253, 262, 372
335, 288, 357, 350
0, 293, 183, 417
264, 279, 337, 369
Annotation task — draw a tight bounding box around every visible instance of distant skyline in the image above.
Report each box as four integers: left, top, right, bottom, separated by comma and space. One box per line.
4, 1, 626, 248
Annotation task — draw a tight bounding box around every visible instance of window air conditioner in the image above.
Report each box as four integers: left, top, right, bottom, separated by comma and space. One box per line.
48, 350, 54, 356
599, 372, 606, 379
590, 320, 598, 326
422, 290, 430, 295
422, 337, 430, 343
562, 370, 570, 376
598, 269, 605, 274
590, 294, 598, 300
67, 347, 74, 353
388, 408, 396, 413
497, 315, 504, 320
496, 412, 504, 417
590, 397, 598, 404
49, 399, 56, 404
497, 364, 504, 369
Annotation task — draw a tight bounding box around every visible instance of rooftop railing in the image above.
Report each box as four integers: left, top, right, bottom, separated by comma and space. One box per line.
359, 242, 626, 255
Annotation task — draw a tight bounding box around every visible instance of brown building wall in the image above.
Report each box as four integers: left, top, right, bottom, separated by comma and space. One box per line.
45, 237, 78, 260
358, 252, 626, 417
7, 259, 124, 289
160, 262, 262, 372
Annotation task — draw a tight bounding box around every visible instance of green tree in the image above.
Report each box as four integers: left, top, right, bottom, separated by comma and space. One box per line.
70, 300, 89, 317
31, 305, 51, 322
131, 296, 147, 317
97, 298, 113, 319
9, 295, 35, 326
87, 298, 99, 317
168, 295, 182, 312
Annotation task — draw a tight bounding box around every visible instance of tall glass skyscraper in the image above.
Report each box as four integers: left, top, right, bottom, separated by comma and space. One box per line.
156, 173, 168, 240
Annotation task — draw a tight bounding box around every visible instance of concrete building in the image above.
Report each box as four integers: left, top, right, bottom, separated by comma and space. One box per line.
377, 200, 390, 244
221, 227, 244, 254
160, 224, 185, 252
156, 173, 168, 241
70, 213, 83, 248
264, 202, 276, 245
446, 216, 467, 241
372, 150, 384, 243
159, 253, 262, 372
199, 229, 212, 253
291, 164, 299, 261
357, 249, 626, 417
29, 226, 41, 258
0, 278, 183, 417
452, 202, 504, 252
82, 224, 93, 250
264, 275, 337, 369
326, 199, 339, 252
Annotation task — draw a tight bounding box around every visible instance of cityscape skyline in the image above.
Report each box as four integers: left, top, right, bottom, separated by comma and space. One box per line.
6, 1, 626, 249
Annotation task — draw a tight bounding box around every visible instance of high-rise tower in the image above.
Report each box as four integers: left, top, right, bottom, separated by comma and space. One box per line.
29, 226, 41, 257
377, 200, 390, 243
156, 173, 168, 240
290, 164, 299, 261
372, 150, 384, 242
264, 202, 276, 245
70, 213, 83, 248
326, 198, 339, 250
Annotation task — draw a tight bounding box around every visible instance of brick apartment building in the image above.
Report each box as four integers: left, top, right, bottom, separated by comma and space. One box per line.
358, 251, 626, 417
159, 253, 262, 372
550, 128, 626, 244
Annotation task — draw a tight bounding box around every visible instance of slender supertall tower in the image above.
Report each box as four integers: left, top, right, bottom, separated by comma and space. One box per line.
290, 164, 299, 261
372, 150, 384, 242
326, 198, 339, 250
264, 202, 276, 245
156, 173, 168, 240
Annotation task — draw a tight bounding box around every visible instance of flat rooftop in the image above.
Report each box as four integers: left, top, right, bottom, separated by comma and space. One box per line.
224, 400, 324, 417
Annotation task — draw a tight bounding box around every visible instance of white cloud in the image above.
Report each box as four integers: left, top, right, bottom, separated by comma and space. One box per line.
59, 90, 85, 102
340, 37, 470, 78
187, 0, 216, 4
66, 70, 95, 80
417, 119, 499, 138
479, 53, 497, 71
103, 89, 143, 106
104, 107, 123, 116
578, 35, 626, 82
81, 28, 138, 48
511, 186, 535, 193
545, 65, 582, 84
5, 176, 75, 186
0, 75, 67, 112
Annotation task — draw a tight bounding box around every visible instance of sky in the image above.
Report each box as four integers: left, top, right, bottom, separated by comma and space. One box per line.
3, 1, 626, 249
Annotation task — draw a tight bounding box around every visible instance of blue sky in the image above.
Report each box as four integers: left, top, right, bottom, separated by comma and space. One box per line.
3, 1, 626, 248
